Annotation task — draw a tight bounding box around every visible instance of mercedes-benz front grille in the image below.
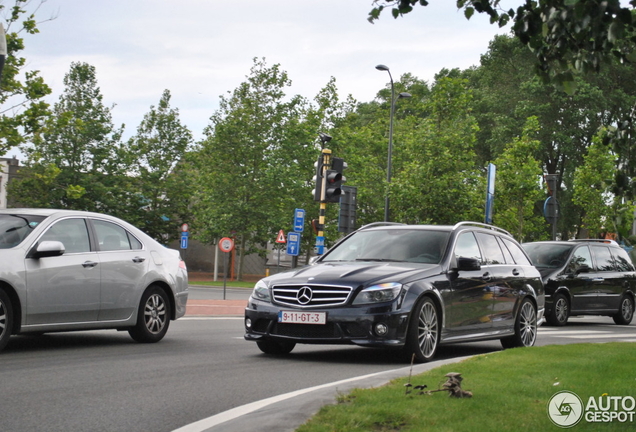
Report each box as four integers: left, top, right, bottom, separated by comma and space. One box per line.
272, 284, 353, 308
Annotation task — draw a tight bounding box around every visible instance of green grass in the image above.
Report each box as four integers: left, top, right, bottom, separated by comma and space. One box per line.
296, 343, 636, 432
188, 280, 255, 288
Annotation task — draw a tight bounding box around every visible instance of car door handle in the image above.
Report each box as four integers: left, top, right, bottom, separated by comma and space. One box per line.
82, 261, 98, 268
482, 272, 492, 281
132, 256, 146, 263
512, 269, 520, 276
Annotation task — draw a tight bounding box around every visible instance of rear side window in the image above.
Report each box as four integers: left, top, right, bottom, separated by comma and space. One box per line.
611, 247, 635, 272
93, 219, 141, 251
592, 246, 615, 271
502, 238, 532, 266
566, 246, 593, 273
476, 233, 505, 264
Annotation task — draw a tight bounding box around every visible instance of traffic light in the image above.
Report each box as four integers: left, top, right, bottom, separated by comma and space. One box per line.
325, 157, 346, 203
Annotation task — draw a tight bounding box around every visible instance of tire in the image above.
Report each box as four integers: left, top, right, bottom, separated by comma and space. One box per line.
0, 289, 13, 353
546, 293, 569, 326
256, 339, 296, 355
128, 286, 171, 343
404, 296, 440, 363
613, 295, 634, 325
501, 298, 537, 349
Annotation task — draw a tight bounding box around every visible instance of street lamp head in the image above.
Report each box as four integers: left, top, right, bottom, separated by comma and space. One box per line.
398, 92, 411, 99
375, 64, 390, 72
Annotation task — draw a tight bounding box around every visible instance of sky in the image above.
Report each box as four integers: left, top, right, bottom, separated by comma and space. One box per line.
8, 0, 508, 156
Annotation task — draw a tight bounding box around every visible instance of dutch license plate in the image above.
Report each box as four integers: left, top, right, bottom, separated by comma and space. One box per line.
278, 310, 326, 325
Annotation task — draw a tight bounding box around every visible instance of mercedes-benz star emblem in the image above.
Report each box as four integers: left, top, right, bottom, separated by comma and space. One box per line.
297, 286, 313, 305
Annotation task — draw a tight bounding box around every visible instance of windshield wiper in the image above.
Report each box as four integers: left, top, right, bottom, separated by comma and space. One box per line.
355, 258, 403, 262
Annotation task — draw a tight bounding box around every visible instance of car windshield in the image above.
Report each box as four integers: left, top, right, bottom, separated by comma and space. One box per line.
322, 229, 450, 264
0, 214, 47, 249
522, 243, 573, 268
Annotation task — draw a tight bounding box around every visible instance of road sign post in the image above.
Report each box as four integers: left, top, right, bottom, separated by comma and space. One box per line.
219, 237, 234, 299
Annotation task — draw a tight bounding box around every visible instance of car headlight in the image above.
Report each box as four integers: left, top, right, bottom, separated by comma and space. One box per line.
353, 282, 403, 305
251, 280, 271, 302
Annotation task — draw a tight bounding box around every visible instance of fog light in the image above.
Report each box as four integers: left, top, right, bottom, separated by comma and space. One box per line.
374, 323, 388, 336
245, 318, 252, 329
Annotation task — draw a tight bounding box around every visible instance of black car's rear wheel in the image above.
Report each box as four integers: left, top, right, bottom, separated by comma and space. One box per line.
404, 296, 439, 363
128, 286, 171, 343
613, 295, 634, 325
256, 339, 296, 355
546, 293, 569, 326
0, 289, 13, 353
501, 299, 537, 349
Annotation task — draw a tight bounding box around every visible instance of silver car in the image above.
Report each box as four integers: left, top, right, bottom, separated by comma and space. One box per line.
0, 209, 189, 352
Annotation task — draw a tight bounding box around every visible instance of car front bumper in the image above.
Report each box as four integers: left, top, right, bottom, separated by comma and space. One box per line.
244, 298, 410, 347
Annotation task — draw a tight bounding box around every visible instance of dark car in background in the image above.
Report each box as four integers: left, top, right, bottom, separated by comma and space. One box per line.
0, 209, 189, 353
245, 222, 544, 362
522, 239, 635, 326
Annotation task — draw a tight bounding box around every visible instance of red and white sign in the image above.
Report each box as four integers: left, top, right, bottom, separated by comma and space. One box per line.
181, 223, 189, 232
219, 237, 234, 253
275, 230, 286, 244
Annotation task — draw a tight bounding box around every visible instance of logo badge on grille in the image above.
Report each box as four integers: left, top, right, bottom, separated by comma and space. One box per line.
297, 286, 313, 305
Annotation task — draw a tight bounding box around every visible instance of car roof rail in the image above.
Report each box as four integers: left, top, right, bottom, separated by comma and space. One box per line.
452, 221, 513, 237
358, 222, 406, 230
568, 238, 619, 246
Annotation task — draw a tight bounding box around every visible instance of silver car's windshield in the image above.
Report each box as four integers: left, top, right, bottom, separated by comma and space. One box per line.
322, 229, 450, 264
0, 214, 46, 249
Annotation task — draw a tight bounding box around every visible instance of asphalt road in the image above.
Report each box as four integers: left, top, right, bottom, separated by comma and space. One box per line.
1, 286, 634, 432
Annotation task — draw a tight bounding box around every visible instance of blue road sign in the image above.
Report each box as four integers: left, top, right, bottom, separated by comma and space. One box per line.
294, 208, 305, 232
180, 234, 188, 249
286, 232, 301, 256
315, 235, 324, 255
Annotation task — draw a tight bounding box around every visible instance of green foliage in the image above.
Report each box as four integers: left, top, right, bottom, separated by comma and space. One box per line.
492, 117, 547, 242
0, 0, 53, 154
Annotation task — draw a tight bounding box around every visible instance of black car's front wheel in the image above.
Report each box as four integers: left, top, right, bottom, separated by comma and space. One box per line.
501, 298, 537, 349
128, 286, 171, 343
546, 293, 569, 326
0, 289, 13, 353
256, 339, 296, 355
404, 296, 440, 363
613, 295, 634, 325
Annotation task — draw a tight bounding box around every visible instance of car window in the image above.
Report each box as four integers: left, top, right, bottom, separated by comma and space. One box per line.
496, 237, 515, 264
612, 248, 635, 272
40, 218, 91, 253
454, 232, 482, 263
93, 219, 135, 251
565, 245, 592, 273
0, 214, 46, 249
502, 238, 533, 265
522, 243, 570, 268
322, 229, 449, 263
476, 232, 505, 264
591, 245, 616, 271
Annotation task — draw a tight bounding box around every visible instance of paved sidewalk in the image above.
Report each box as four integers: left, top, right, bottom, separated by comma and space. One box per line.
185, 300, 247, 316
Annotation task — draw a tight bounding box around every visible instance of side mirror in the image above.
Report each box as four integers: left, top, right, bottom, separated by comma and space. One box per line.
455, 256, 481, 271
575, 264, 591, 275
28, 240, 65, 259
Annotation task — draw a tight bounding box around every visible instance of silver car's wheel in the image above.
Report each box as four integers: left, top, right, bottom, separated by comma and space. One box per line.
405, 296, 439, 363
0, 289, 13, 353
501, 299, 537, 349
128, 286, 171, 343
613, 296, 634, 325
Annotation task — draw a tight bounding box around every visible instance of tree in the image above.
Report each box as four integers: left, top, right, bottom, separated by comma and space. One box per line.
125, 89, 195, 241
10, 62, 126, 212
0, 0, 53, 154
369, 0, 636, 92
492, 117, 546, 241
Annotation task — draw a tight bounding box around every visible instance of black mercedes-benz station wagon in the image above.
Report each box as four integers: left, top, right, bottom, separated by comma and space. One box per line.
522, 239, 635, 326
244, 222, 545, 362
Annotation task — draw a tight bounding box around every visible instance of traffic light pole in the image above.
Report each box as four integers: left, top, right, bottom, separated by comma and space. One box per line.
315, 148, 331, 255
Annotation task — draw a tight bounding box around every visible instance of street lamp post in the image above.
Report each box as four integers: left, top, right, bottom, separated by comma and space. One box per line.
376, 64, 411, 222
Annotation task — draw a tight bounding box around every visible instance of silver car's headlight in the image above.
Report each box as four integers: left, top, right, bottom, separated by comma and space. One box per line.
251, 280, 271, 302
353, 282, 403, 305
